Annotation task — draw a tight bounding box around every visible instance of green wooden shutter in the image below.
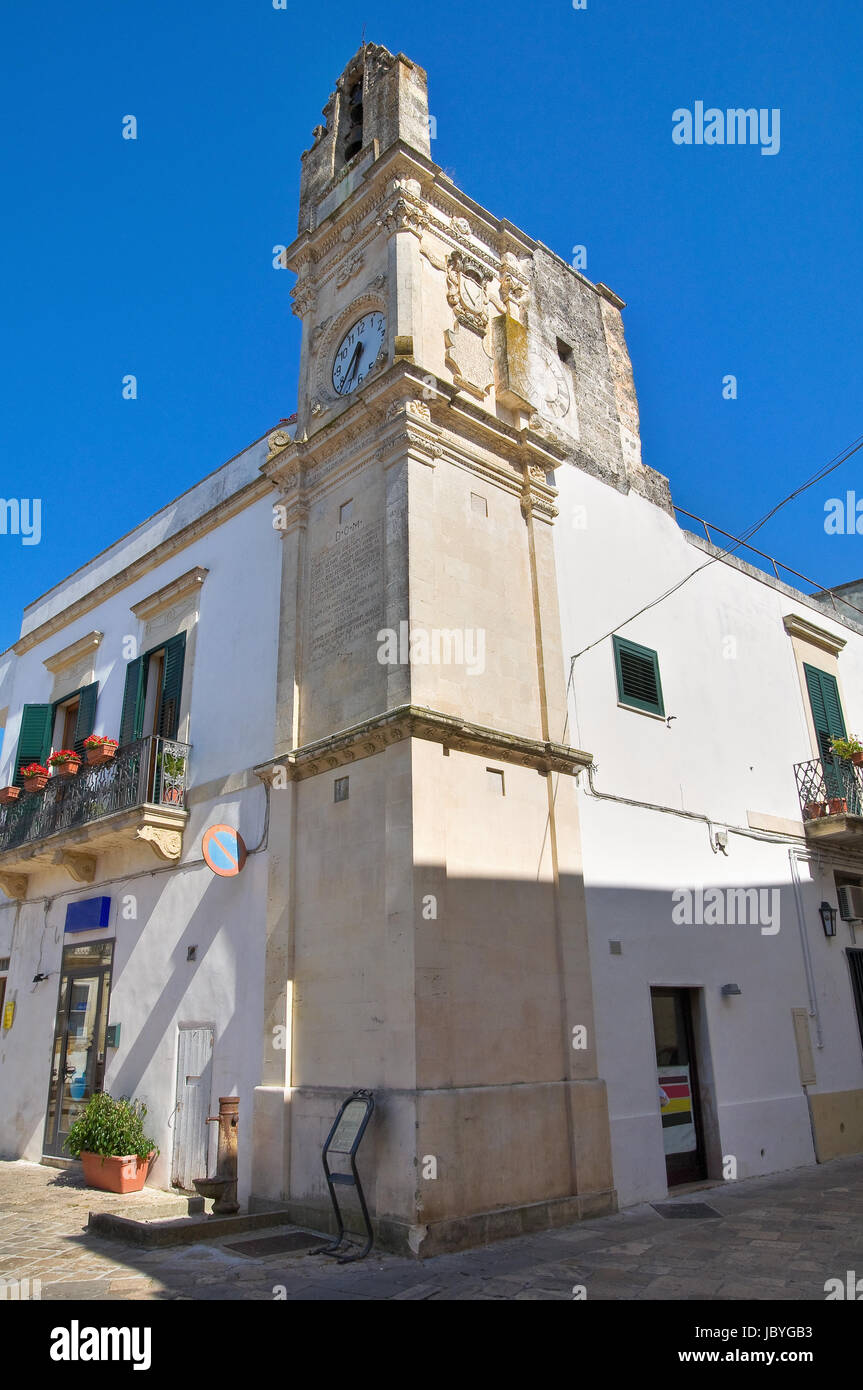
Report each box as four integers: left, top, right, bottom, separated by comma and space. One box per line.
804, 664, 846, 760
71, 682, 99, 757
613, 636, 665, 716
119, 657, 146, 745
13, 704, 53, 785
157, 633, 186, 740
804, 663, 847, 798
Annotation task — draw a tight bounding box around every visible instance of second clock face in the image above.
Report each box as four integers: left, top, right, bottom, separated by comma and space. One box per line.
332, 312, 387, 396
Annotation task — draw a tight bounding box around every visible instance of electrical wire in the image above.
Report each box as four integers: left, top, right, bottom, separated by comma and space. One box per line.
570, 430, 863, 663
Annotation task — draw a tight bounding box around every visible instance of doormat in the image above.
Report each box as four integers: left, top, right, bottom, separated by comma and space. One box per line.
225, 1230, 325, 1259
651, 1202, 722, 1220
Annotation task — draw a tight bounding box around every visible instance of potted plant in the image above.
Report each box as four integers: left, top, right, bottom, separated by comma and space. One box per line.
0, 786, 20, 804
83, 735, 119, 766
64, 1092, 159, 1194
48, 749, 81, 778
804, 801, 826, 820
19, 762, 49, 793
830, 735, 863, 766
827, 797, 848, 815
157, 748, 187, 804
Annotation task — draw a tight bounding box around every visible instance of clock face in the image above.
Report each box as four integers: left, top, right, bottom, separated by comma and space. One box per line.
332, 312, 387, 396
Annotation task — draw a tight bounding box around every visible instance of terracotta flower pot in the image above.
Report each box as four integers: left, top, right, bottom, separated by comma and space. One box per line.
827, 797, 847, 815
162, 787, 182, 805
852, 752, 863, 767
0, 786, 21, 804
52, 762, 80, 778
85, 746, 117, 766
22, 775, 48, 793
80, 1150, 154, 1194
804, 802, 826, 819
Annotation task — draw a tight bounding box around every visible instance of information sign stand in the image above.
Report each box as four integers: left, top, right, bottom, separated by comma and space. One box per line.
317, 1089, 375, 1263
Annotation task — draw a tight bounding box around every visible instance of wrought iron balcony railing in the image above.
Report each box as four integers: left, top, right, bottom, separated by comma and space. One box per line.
794, 755, 863, 821
0, 737, 190, 856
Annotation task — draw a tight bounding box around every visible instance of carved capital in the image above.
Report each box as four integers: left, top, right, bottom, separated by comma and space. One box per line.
291, 280, 318, 319
386, 398, 431, 424
378, 193, 428, 239
499, 251, 531, 314
136, 826, 182, 861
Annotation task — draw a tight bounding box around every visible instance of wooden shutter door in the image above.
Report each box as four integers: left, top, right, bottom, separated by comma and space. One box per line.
13, 705, 53, 786
804, 664, 847, 796
157, 633, 186, 741
71, 683, 99, 757
119, 658, 146, 746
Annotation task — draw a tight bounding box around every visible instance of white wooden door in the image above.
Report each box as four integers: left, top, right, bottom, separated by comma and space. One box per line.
171, 1026, 214, 1190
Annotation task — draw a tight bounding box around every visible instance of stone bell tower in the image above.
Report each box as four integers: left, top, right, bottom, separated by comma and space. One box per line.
252, 42, 619, 1255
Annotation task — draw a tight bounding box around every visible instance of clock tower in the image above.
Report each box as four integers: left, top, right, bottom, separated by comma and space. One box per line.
253, 42, 631, 1254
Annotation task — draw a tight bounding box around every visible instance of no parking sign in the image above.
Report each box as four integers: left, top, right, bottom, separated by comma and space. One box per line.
202, 824, 247, 878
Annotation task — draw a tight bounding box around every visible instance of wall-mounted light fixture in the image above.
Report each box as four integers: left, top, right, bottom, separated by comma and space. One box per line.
819, 901, 838, 938
721, 983, 741, 996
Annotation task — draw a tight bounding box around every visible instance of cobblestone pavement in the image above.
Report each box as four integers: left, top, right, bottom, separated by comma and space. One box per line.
0, 1156, 860, 1301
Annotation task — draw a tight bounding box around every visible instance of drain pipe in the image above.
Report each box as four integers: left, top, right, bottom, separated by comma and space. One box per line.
788, 848, 824, 1049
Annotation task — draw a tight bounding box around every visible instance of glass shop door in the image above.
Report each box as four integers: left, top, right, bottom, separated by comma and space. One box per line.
43, 940, 113, 1158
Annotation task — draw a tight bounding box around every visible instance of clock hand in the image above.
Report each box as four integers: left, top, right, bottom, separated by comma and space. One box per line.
342, 340, 364, 392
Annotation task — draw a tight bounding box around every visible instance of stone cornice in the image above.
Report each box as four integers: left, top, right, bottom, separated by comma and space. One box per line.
286, 144, 538, 291
130, 566, 209, 621
43, 629, 104, 675
255, 705, 592, 783
783, 613, 847, 656
14, 478, 273, 657
262, 363, 562, 521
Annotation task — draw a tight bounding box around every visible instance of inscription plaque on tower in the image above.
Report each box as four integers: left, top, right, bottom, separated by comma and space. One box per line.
307, 518, 384, 668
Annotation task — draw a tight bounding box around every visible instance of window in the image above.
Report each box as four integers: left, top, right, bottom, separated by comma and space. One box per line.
613, 636, 664, 717
12, 683, 98, 786
334, 776, 349, 802
339, 499, 354, 525
487, 767, 505, 795
119, 633, 186, 745
54, 695, 80, 752
804, 663, 846, 763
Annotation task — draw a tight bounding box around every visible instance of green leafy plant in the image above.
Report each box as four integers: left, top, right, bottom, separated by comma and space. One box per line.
158, 750, 187, 780
829, 735, 863, 761
64, 1092, 158, 1163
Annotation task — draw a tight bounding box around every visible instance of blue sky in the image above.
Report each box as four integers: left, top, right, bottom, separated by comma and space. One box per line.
1, 0, 861, 650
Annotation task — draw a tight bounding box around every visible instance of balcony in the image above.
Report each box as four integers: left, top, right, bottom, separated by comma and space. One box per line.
0, 737, 190, 899
794, 756, 863, 845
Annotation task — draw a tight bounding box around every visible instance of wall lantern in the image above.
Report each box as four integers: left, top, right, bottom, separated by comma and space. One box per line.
819, 901, 838, 938
720, 983, 742, 996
